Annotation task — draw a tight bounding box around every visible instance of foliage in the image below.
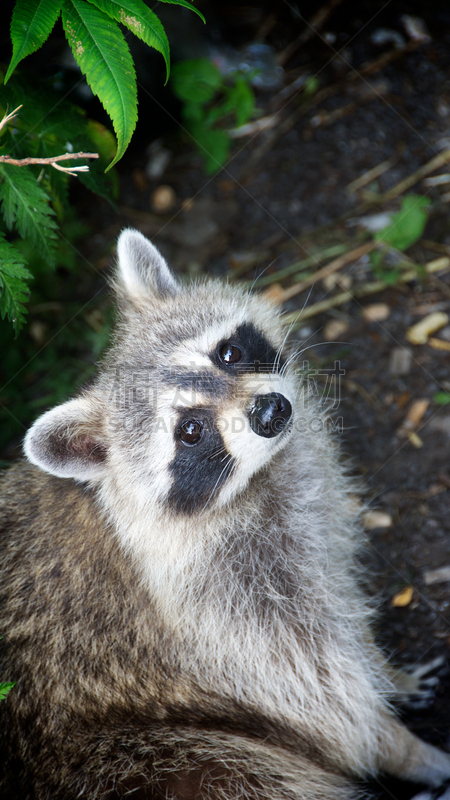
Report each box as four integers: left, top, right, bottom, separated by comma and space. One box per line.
171, 58, 255, 174
6, 0, 204, 170
0, 0, 204, 335
0, 683, 15, 701
0, 72, 117, 334
0, 638, 15, 702
434, 392, 450, 406
0, 218, 114, 453
370, 194, 430, 283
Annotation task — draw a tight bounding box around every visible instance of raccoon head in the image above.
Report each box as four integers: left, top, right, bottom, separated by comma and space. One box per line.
25, 230, 298, 516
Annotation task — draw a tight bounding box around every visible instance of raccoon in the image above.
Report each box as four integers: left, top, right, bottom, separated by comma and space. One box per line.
0, 229, 450, 800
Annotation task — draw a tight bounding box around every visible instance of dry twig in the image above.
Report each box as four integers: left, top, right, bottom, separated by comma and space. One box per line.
0, 104, 23, 134
345, 156, 397, 194
382, 149, 450, 201
282, 257, 450, 327
0, 105, 98, 175
0, 152, 99, 175
276, 242, 374, 304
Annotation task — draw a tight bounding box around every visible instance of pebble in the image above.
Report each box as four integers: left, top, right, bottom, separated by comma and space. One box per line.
389, 346, 412, 376
406, 311, 449, 345
427, 416, 450, 437
423, 567, 450, 585
362, 303, 390, 322
150, 185, 176, 214
363, 510, 393, 529
323, 318, 350, 341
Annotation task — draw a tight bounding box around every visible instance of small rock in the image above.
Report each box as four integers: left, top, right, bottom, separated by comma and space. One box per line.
423, 567, 450, 585
323, 319, 350, 341
29, 320, 48, 345
363, 510, 393, 530
428, 415, 450, 437
389, 346, 412, 376
150, 185, 177, 214
401, 14, 431, 43
145, 141, 171, 179
391, 586, 414, 608
406, 312, 449, 345
362, 303, 390, 323
323, 273, 353, 291
356, 212, 393, 232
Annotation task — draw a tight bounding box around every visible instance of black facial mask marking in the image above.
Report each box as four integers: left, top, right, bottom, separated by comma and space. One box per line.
167, 408, 233, 514
211, 323, 284, 375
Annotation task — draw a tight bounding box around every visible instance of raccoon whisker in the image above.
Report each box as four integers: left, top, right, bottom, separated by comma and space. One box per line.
200, 455, 235, 513
273, 319, 297, 375
280, 284, 315, 329
209, 445, 229, 460
248, 261, 275, 293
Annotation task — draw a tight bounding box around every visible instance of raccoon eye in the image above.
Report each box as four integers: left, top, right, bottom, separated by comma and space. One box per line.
177, 419, 203, 446
219, 342, 242, 365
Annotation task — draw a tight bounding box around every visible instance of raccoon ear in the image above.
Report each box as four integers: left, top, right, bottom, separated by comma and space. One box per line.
116, 228, 179, 301
24, 397, 107, 482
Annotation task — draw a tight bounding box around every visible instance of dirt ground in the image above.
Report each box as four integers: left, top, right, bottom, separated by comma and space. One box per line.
4, 1, 450, 796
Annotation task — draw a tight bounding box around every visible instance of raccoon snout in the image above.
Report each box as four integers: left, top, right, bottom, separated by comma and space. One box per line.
249, 393, 292, 439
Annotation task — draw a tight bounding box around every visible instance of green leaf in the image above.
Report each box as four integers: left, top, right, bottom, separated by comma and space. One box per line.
88, 0, 170, 81
61, 0, 137, 170
207, 78, 254, 127
0, 74, 117, 204
375, 194, 430, 252
0, 234, 32, 335
5, 0, 62, 83
156, 0, 205, 24
188, 122, 229, 174
228, 77, 255, 127
0, 165, 58, 263
78, 120, 118, 201
0, 682, 16, 701
171, 58, 222, 104
434, 392, 450, 406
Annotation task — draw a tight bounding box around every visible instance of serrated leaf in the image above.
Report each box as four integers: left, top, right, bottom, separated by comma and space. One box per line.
156, 0, 205, 23
188, 122, 229, 174
435, 392, 450, 406
375, 194, 430, 252
62, 0, 137, 170
0, 682, 16, 701
88, 0, 171, 81
171, 58, 222, 104
0, 165, 58, 263
228, 78, 255, 127
5, 0, 62, 83
0, 234, 32, 335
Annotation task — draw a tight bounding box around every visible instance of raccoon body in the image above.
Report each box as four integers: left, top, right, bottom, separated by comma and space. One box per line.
1, 230, 450, 799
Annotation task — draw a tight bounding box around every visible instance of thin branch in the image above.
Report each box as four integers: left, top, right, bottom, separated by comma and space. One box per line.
0, 105, 23, 135
282, 257, 450, 328
0, 152, 99, 167
0, 151, 99, 176
276, 242, 374, 304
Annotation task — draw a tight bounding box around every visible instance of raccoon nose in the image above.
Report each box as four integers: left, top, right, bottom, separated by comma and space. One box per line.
249, 393, 292, 438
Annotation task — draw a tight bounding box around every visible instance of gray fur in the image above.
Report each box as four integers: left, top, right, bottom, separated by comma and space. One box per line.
1, 229, 450, 799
